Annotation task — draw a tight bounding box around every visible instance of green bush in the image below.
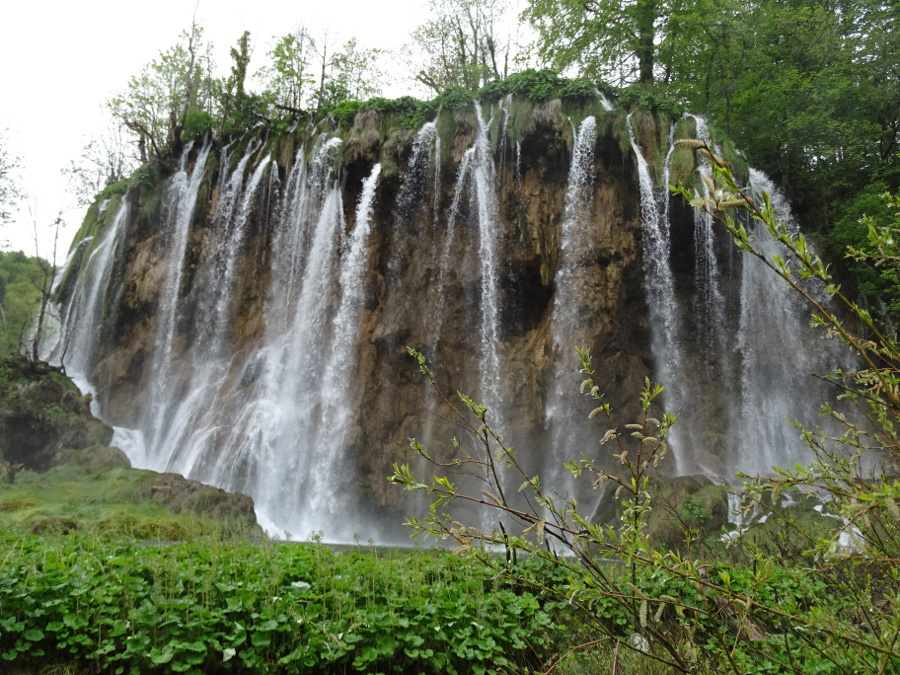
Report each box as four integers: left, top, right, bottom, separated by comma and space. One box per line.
181, 107, 214, 141
392, 151, 900, 672
332, 99, 363, 127
504, 68, 563, 102
560, 78, 597, 102
0, 532, 562, 673
436, 86, 475, 110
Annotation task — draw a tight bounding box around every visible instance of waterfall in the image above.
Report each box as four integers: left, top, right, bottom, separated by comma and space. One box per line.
143, 141, 214, 453
626, 113, 691, 473
545, 116, 597, 461
626, 116, 849, 478
626, 114, 681, 366
53, 106, 852, 542
690, 116, 729, 380
731, 169, 846, 475
427, 103, 504, 407
395, 122, 437, 220
309, 163, 382, 518
472, 102, 504, 406
53, 202, 130, 387
125, 134, 373, 537
232, 139, 348, 535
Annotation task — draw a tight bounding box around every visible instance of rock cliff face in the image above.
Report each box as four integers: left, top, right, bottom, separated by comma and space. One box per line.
53, 98, 841, 541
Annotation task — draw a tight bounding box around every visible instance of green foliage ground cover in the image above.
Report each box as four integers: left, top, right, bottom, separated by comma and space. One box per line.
0, 531, 563, 674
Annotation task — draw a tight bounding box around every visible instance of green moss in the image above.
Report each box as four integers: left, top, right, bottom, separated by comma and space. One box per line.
668, 115, 698, 187
506, 98, 536, 146
643, 479, 729, 551
436, 86, 475, 111
379, 128, 418, 179
140, 193, 160, 218
0, 464, 255, 540
709, 127, 750, 184
68, 192, 125, 254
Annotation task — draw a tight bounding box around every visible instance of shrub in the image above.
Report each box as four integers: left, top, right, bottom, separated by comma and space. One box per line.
0, 532, 562, 673
181, 107, 213, 141
436, 86, 475, 111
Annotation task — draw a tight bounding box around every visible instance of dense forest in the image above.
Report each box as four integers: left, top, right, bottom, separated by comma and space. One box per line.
1, 0, 900, 672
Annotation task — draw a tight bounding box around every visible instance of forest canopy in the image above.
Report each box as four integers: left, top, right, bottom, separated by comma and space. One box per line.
38, 0, 900, 323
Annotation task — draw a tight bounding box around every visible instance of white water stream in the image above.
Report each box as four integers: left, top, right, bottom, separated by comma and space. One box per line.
52, 108, 852, 540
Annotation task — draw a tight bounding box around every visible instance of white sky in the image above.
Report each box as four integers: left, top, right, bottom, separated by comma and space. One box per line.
0, 0, 430, 259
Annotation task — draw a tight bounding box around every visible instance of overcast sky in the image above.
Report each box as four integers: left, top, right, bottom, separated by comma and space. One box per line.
0, 0, 431, 258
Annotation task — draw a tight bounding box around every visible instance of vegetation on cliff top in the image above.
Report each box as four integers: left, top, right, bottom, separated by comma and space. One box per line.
53, 0, 894, 325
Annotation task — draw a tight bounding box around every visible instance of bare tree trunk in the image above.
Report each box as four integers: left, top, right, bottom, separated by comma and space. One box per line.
30, 210, 62, 363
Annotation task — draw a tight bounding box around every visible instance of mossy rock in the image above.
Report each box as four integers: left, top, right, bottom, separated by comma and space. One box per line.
135, 472, 260, 531
645, 476, 729, 549
58, 444, 131, 473
31, 516, 79, 535
0, 356, 114, 472
95, 513, 189, 540
588, 475, 730, 552
0, 496, 38, 512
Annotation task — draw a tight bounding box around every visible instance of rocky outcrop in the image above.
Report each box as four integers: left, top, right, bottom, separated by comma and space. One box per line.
136, 472, 259, 530
0, 357, 115, 474
55, 99, 787, 540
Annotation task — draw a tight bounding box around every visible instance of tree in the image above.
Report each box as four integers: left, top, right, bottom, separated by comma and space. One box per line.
63, 124, 136, 206
525, 0, 898, 234
215, 30, 267, 133
304, 29, 385, 110
688, 0, 900, 222
0, 251, 45, 356
0, 130, 20, 228
407, 0, 518, 94
326, 38, 385, 104
524, 0, 686, 85
107, 22, 213, 163
28, 208, 63, 363
261, 27, 317, 112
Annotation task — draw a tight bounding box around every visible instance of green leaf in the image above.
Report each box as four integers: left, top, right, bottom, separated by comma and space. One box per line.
23, 628, 44, 642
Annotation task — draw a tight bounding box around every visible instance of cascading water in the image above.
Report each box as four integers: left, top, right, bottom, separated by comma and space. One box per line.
53, 202, 131, 390
54, 102, 852, 541
690, 116, 730, 381
472, 102, 504, 406
731, 169, 848, 475
223, 137, 349, 535
426, 103, 504, 408
545, 116, 597, 463
628, 118, 851, 478
626, 113, 692, 473
308, 163, 382, 517
142, 140, 214, 458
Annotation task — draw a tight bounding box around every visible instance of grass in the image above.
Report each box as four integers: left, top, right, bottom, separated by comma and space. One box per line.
0, 464, 255, 540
